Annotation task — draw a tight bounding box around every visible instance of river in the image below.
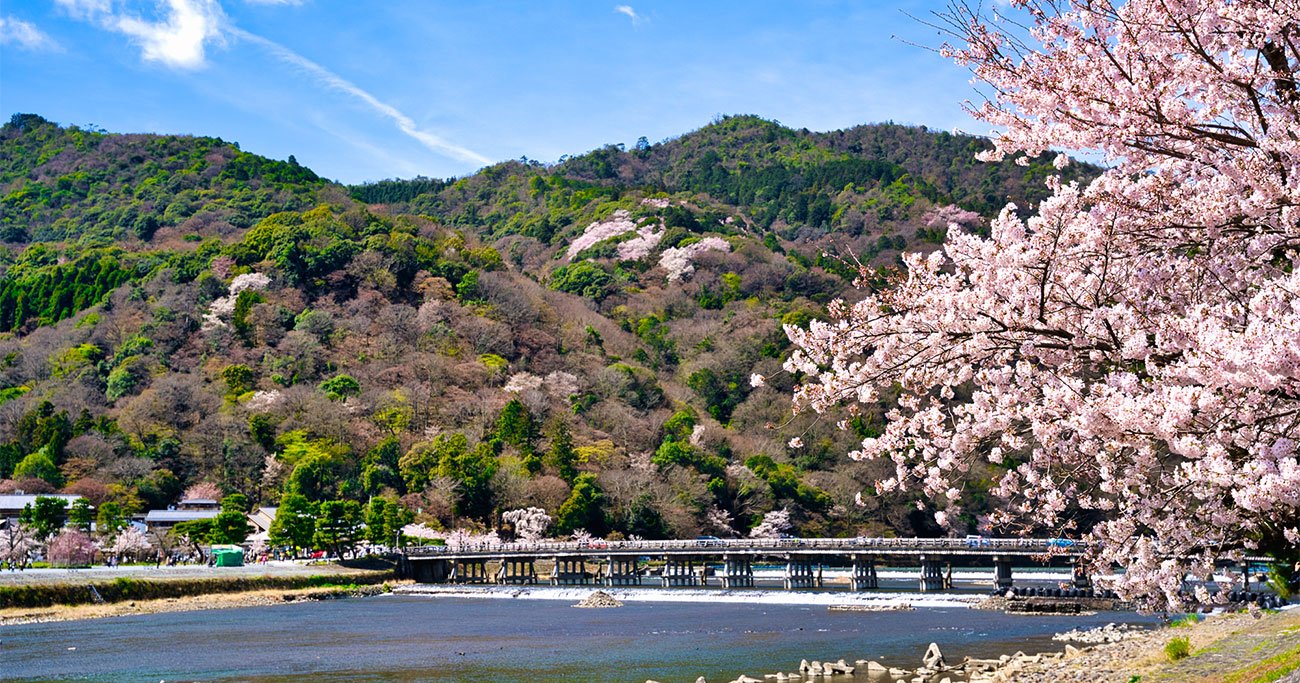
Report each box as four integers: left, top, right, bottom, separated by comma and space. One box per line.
2, 588, 1157, 682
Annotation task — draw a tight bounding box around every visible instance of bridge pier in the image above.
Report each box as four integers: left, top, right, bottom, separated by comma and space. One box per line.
850, 554, 878, 590
498, 558, 538, 584
661, 556, 700, 587
605, 556, 641, 586
994, 557, 1014, 592
452, 558, 490, 584
411, 558, 451, 583
551, 556, 590, 585
722, 554, 754, 589
919, 556, 945, 592
784, 556, 821, 590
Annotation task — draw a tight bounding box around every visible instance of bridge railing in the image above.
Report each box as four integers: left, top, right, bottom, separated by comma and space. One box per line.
402, 536, 1085, 558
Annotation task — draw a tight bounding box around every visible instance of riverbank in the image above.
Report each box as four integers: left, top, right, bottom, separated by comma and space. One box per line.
970, 607, 1300, 682
0, 582, 398, 626
0, 560, 398, 624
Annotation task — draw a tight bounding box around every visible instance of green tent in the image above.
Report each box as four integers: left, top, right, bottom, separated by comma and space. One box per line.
210, 545, 244, 567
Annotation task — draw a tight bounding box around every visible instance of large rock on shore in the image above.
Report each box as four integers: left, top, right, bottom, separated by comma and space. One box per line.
923, 642, 946, 669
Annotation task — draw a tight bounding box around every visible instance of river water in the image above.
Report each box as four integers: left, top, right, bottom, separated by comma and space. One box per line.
2, 587, 1157, 682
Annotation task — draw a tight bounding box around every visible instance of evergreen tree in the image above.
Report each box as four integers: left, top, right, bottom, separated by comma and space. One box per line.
314, 500, 362, 559
545, 421, 577, 482
68, 498, 94, 532
269, 493, 316, 556
496, 398, 536, 450
19, 496, 67, 541
555, 473, 606, 536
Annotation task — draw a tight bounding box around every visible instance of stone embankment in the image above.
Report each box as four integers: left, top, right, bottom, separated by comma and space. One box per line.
975, 595, 1126, 615
649, 608, 1300, 683
1051, 622, 1144, 644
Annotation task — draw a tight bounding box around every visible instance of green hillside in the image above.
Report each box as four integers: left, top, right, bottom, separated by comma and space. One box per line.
0, 112, 1087, 542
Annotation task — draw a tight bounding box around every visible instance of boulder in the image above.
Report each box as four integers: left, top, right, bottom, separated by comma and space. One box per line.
799, 660, 811, 674
1064, 644, 1082, 658
863, 661, 887, 672
923, 642, 946, 670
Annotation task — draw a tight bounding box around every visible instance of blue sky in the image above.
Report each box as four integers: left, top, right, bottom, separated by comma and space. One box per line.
1, 1, 985, 184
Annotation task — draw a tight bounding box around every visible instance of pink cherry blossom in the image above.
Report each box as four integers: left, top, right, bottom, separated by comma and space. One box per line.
659, 237, 731, 281
786, 0, 1300, 609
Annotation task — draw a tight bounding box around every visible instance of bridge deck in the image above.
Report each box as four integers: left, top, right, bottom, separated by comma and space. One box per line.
403, 537, 1088, 561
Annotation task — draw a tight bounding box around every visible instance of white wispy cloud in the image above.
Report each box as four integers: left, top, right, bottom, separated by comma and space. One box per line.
0, 16, 62, 51
614, 5, 641, 23
55, 0, 490, 167
55, 0, 225, 69
228, 27, 492, 166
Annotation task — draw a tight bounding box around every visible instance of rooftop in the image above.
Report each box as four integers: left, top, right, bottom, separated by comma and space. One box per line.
0, 493, 83, 512
144, 509, 220, 523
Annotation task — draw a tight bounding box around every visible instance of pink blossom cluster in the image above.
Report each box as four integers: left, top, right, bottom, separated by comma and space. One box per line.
703, 505, 735, 536
0, 525, 37, 565
785, 0, 1300, 608
502, 507, 553, 541
202, 272, 271, 330
565, 210, 638, 260
616, 225, 664, 260
503, 371, 581, 397
922, 204, 981, 229
401, 522, 443, 541
46, 528, 96, 567
659, 237, 731, 281
443, 528, 503, 550
748, 508, 793, 539
109, 527, 152, 559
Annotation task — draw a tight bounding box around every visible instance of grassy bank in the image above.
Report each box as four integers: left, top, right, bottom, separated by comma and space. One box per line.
0, 569, 395, 609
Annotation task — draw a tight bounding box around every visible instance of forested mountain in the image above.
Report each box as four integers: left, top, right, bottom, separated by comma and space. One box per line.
0, 113, 1089, 541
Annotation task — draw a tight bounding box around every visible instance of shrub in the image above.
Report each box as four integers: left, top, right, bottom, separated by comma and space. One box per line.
1164, 636, 1191, 662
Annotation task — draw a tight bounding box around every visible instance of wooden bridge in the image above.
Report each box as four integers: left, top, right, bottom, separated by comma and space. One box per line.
400, 537, 1093, 593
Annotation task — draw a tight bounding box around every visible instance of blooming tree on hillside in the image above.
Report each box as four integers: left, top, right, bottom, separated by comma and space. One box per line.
502, 507, 553, 541
749, 508, 793, 539
781, 0, 1300, 607
660, 237, 731, 281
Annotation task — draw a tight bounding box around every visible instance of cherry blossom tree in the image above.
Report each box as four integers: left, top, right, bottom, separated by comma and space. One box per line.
0, 525, 38, 568
749, 508, 793, 539
781, 0, 1300, 607
183, 481, 224, 502
47, 528, 97, 567
660, 237, 731, 281
502, 507, 553, 541
109, 527, 152, 562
